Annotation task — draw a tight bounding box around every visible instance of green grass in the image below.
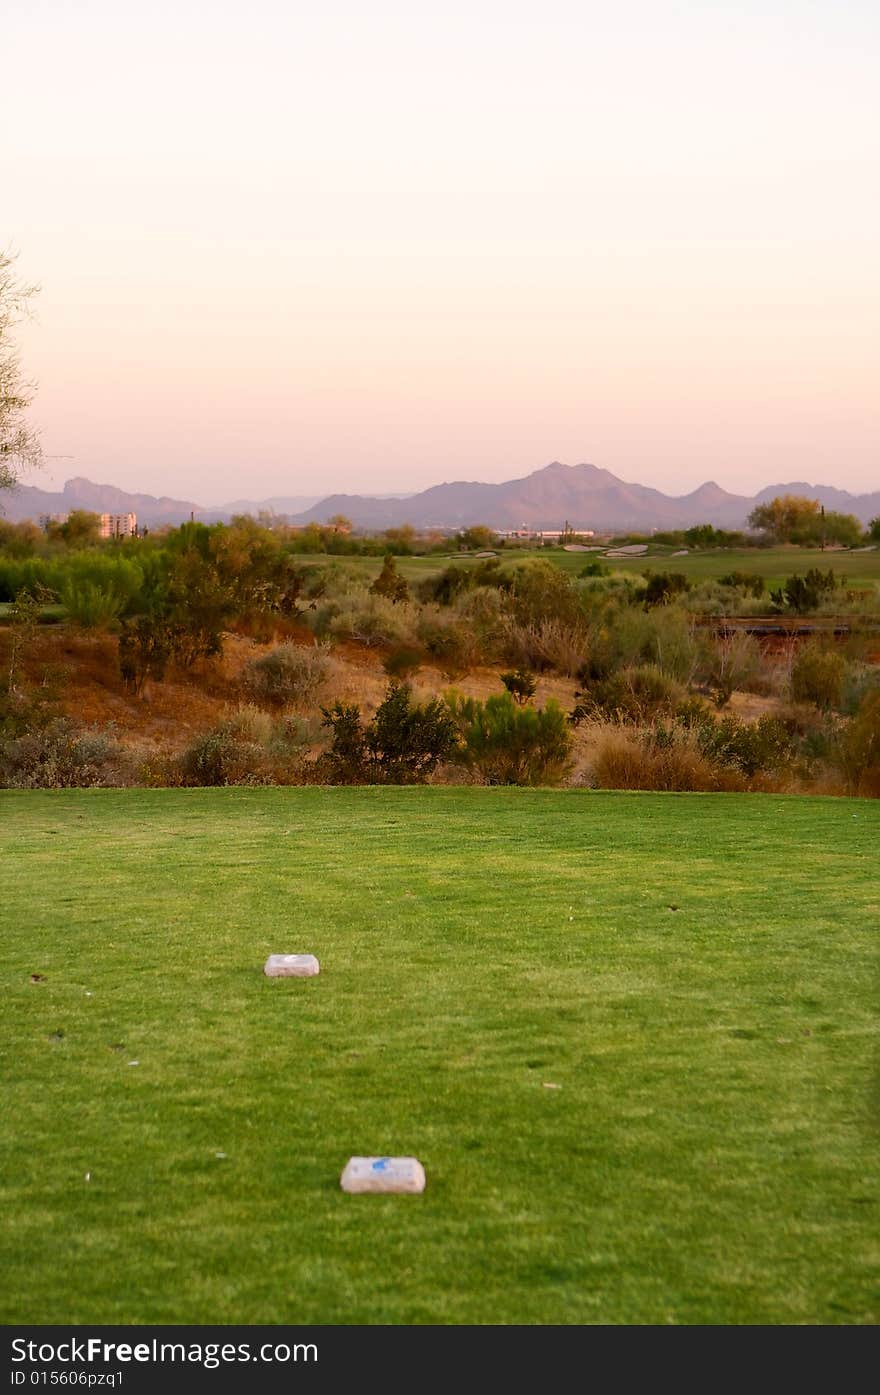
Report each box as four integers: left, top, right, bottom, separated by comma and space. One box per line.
2, 787, 879, 1325
0, 601, 66, 625
288, 546, 880, 593
542, 545, 880, 591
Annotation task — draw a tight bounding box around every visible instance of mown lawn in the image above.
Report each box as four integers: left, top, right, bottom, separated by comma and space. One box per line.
1, 787, 878, 1324
282, 546, 880, 594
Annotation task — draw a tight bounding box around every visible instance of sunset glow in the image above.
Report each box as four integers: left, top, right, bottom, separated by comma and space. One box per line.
5, 0, 878, 503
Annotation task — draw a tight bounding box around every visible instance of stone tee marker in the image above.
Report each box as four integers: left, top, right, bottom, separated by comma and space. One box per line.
340, 1157, 426, 1194
263, 954, 320, 978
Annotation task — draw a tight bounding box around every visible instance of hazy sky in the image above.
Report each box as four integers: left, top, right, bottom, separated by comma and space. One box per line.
5, 0, 878, 505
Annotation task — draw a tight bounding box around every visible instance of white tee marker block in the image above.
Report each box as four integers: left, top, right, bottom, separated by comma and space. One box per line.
264, 954, 320, 978
340, 1157, 426, 1194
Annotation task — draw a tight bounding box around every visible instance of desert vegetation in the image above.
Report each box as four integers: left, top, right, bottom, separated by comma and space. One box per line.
0, 512, 878, 793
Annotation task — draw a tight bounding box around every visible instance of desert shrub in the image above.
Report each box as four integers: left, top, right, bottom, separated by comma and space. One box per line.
698, 630, 764, 706
641, 571, 691, 607
579, 559, 608, 577
447, 690, 573, 785
642, 606, 699, 681
177, 706, 308, 786
383, 645, 425, 679
370, 554, 410, 604
368, 683, 460, 782
118, 614, 172, 693
0, 719, 129, 788
582, 602, 696, 681
771, 569, 837, 615
415, 608, 480, 675
840, 666, 880, 717
691, 712, 796, 778
319, 683, 459, 783
60, 578, 126, 628
452, 585, 508, 661
419, 558, 506, 606
575, 572, 644, 604
590, 708, 794, 791
179, 723, 266, 787
717, 571, 766, 598
500, 668, 537, 704
590, 727, 738, 792
790, 643, 846, 709
327, 592, 416, 648
501, 617, 587, 676
242, 642, 330, 709
572, 665, 684, 724
837, 690, 880, 796
507, 559, 583, 628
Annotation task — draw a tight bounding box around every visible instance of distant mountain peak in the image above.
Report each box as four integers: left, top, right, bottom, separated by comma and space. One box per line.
5, 465, 879, 532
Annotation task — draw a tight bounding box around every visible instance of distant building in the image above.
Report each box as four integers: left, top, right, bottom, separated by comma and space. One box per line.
100, 512, 137, 539
39, 512, 69, 531
497, 526, 595, 542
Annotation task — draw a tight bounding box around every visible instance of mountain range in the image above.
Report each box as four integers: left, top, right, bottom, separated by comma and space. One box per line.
2, 463, 879, 532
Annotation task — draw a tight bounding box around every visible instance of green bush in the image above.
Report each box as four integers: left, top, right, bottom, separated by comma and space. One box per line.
717, 571, 766, 598
641, 572, 691, 607
327, 593, 416, 648
572, 665, 684, 724
790, 643, 846, 709
60, 578, 126, 628
242, 642, 330, 708
837, 690, 880, 796
415, 608, 479, 675
319, 683, 459, 784
383, 645, 425, 680
500, 668, 537, 704
692, 712, 796, 778
447, 690, 573, 786
370, 554, 410, 604
771, 569, 837, 615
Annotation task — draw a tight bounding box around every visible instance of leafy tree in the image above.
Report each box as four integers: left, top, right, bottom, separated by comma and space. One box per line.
0, 519, 40, 556
0, 251, 42, 493
748, 495, 861, 547
822, 511, 863, 547
748, 496, 821, 542
55, 510, 101, 547
867, 517, 880, 543
456, 525, 497, 551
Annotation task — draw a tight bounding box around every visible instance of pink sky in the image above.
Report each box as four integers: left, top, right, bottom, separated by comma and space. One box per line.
6, 1, 879, 505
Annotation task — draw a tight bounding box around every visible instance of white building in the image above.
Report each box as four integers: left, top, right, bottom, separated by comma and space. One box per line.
100, 512, 137, 538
